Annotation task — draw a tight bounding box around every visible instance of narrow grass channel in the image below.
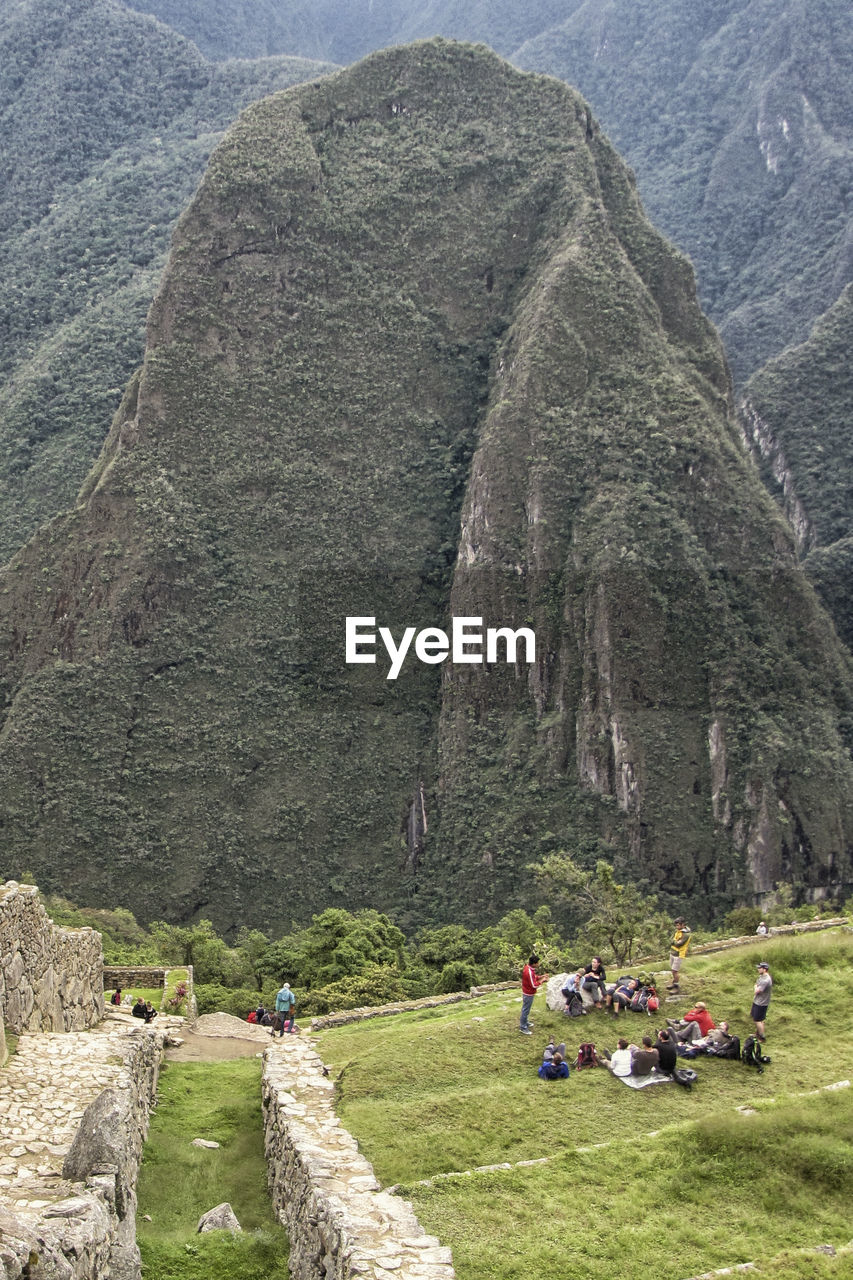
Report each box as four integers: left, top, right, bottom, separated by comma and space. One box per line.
137, 1058, 289, 1280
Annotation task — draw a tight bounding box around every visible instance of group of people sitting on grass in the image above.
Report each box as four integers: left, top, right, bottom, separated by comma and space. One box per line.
530, 939, 773, 1081
538, 1007, 740, 1081
109, 987, 157, 1022
560, 959, 661, 1018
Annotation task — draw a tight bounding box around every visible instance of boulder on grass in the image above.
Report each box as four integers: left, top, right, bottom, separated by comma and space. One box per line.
197, 1203, 241, 1233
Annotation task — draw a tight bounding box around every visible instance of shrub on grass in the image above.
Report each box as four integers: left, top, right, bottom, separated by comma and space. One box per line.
300, 964, 407, 1015
437, 961, 477, 993
724, 906, 763, 935
195, 984, 268, 1018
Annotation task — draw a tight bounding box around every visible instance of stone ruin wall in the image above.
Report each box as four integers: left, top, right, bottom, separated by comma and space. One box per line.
263, 1040, 456, 1280
0, 881, 103, 1036
0, 1018, 164, 1280
102, 966, 167, 991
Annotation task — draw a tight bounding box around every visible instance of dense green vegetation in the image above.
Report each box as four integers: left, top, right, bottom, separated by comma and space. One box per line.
312, 929, 853, 1279
742, 286, 853, 650
44, 885, 847, 1022
0, 0, 333, 559
121, 0, 853, 384
1, 40, 850, 932
137, 1059, 289, 1280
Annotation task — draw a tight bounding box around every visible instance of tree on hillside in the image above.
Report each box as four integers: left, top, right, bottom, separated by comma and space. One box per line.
529, 853, 667, 966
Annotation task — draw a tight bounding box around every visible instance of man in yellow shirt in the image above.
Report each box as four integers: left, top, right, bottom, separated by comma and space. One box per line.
668, 917, 691, 993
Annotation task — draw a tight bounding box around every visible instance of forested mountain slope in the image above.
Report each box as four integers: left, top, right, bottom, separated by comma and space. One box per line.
1, 42, 850, 933
121, 0, 853, 386
740, 286, 853, 649
0, 0, 332, 560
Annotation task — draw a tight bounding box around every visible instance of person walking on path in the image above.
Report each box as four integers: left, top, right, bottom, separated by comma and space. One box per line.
275, 982, 296, 1036
668, 917, 692, 992
520, 953, 546, 1035
751, 962, 772, 1041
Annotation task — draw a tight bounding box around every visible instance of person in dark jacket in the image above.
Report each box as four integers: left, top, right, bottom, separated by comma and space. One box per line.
581, 958, 608, 1008
631, 1036, 660, 1076
132, 997, 147, 1019
656, 1028, 678, 1074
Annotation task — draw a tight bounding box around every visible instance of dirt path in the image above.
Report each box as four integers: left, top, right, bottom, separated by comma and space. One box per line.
164, 1011, 283, 1062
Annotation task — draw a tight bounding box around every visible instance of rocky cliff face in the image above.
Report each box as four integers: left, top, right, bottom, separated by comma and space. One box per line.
0, 41, 850, 930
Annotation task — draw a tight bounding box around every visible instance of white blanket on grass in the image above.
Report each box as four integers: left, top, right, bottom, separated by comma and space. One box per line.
612, 1070, 672, 1089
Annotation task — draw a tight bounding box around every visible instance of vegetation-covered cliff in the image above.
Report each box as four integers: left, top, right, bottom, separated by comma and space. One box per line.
740, 286, 853, 650
122, 0, 853, 386
1, 41, 850, 932
0, 0, 332, 560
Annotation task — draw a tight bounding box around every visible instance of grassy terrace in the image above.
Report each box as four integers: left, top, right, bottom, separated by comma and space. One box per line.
314, 930, 853, 1280
137, 1059, 288, 1280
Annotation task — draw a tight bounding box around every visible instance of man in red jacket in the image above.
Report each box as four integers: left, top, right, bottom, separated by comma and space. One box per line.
520, 953, 546, 1035
670, 1001, 715, 1043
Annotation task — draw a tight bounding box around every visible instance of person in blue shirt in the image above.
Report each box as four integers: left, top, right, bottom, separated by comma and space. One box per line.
274, 982, 296, 1036
538, 1039, 570, 1079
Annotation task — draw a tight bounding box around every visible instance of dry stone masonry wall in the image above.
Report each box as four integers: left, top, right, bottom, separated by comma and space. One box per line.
0, 882, 103, 1035
0, 1012, 166, 1280
263, 1038, 456, 1280
102, 967, 167, 991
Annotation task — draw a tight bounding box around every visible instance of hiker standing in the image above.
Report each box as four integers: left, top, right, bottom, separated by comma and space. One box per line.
750, 962, 772, 1041
668, 917, 692, 993
275, 982, 296, 1036
519, 953, 546, 1035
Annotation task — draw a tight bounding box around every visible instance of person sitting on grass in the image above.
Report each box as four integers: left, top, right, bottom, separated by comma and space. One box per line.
631, 1035, 660, 1076
655, 1028, 678, 1074
611, 978, 639, 1016
597, 1038, 635, 1075
538, 1039, 570, 1079
669, 1001, 715, 1041
691, 1020, 733, 1053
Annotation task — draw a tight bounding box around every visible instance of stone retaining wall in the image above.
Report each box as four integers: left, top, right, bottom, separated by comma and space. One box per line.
0, 1013, 167, 1280
263, 1039, 456, 1280
0, 881, 103, 1035
103, 966, 167, 990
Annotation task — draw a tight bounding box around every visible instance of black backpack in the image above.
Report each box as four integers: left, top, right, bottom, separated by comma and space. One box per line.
741, 1035, 771, 1073
673, 1067, 698, 1088
708, 1035, 740, 1060
564, 990, 586, 1018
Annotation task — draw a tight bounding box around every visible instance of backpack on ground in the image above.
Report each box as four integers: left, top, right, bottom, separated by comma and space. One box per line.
564, 990, 586, 1018
672, 1067, 698, 1088
576, 1042, 597, 1070
741, 1035, 771, 1073
708, 1035, 740, 1060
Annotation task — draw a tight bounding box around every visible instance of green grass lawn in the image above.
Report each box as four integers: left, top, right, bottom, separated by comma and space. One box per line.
314, 929, 853, 1280
137, 1059, 289, 1280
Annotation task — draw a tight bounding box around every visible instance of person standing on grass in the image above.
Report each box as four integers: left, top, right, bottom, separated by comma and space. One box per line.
751, 962, 772, 1041
668, 917, 692, 992
520, 953, 546, 1035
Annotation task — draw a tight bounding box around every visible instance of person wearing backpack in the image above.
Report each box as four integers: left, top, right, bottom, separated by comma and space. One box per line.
751, 963, 772, 1041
